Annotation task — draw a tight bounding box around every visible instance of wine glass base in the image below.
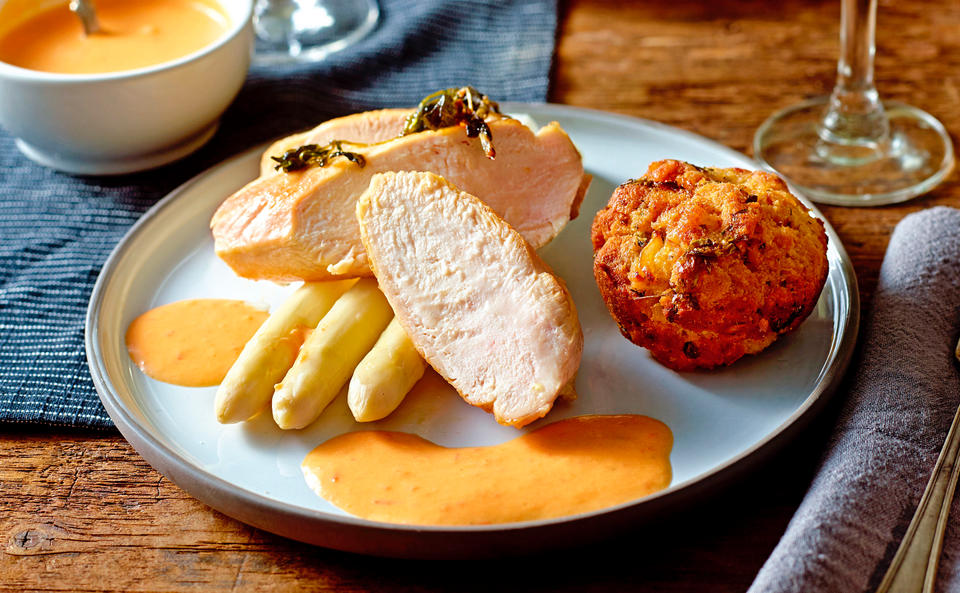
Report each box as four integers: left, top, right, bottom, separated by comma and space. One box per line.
753, 97, 954, 206
253, 0, 379, 65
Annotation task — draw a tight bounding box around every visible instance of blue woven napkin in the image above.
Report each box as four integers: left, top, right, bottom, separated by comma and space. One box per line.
0, 0, 558, 428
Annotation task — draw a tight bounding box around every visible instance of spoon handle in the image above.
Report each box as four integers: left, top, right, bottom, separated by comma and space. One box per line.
875, 346, 960, 593
68, 0, 100, 35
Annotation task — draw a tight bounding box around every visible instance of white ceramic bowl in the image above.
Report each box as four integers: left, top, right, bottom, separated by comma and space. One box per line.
0, 0, 253, 175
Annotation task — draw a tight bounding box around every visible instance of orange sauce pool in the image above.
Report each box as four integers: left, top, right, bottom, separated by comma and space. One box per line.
302, 414, 673, 525
126, 299, 268, 387
0, 0, 230, 74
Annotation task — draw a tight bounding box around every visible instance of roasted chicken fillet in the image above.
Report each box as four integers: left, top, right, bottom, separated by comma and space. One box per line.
591, 159, 829, 371
212, 116, 588, 281
358, 171, 583, 427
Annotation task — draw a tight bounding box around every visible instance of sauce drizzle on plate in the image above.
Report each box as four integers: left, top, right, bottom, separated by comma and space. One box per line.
302, 414, 673, 525
126, 299, 268, 387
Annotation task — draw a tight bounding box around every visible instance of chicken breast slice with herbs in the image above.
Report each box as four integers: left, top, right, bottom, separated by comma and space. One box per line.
259, 109, 411, 177
212, 117, 589, 282
357, 171, 583, 428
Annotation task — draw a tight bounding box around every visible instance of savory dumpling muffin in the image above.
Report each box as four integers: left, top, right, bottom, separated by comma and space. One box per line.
591, 159, 829, 371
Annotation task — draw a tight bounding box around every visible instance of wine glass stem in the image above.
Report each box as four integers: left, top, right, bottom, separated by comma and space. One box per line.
820, 0, 889, 147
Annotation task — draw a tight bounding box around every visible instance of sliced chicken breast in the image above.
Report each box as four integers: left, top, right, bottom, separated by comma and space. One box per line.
212, 117, 589, 282
258, 109, 411, 177
356, 171, 583, 428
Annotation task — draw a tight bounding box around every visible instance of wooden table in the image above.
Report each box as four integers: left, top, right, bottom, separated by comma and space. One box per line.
3, 0, 958, 590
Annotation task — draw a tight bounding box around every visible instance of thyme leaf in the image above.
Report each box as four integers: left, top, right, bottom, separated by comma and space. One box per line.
401, 86, 501, 158
271, 141, 367, 172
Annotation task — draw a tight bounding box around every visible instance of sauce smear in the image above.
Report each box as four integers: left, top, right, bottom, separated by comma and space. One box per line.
302, 414, 673, 525
126, 299, 268, 387
0, 0, 229, 74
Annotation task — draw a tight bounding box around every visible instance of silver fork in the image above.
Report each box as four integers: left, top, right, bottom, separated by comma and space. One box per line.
874, 340, 960, 593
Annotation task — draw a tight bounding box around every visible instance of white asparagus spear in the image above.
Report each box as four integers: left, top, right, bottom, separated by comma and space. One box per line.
348, 317, 427, 422
214, 280, 355, 424
272, 278, 393, 430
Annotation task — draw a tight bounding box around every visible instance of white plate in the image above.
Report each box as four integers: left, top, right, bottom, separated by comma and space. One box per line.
86, 103, 859, 558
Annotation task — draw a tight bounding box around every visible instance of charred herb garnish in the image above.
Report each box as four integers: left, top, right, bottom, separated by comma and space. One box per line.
271, 87, 501, 173
401, 86, 501, 159
271, 141, 367, 172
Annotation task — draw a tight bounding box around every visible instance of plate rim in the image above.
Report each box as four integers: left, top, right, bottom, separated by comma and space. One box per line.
85, 102, 860, 553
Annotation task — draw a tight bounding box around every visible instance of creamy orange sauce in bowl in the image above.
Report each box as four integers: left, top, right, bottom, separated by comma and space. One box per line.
0, 0, 244, 78
0, 0, 231, 75
0, 0, 253, 173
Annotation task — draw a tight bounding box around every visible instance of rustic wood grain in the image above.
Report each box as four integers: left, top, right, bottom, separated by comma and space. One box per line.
3, 0, 960, 590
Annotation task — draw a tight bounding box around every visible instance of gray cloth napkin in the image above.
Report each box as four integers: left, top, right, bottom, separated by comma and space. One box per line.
749, 206, 960, 593
0, 0, 557, 428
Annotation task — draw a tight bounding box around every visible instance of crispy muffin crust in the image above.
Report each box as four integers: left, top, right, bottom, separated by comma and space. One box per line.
591, 159, 829, 371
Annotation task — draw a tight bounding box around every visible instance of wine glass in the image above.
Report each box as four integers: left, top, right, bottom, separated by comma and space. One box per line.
753, 0, 953, 206
253, 0, 379, 64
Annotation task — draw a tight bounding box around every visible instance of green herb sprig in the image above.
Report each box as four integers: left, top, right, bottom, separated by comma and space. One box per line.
401, 86, 501, 158
271, 141, 367, 173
